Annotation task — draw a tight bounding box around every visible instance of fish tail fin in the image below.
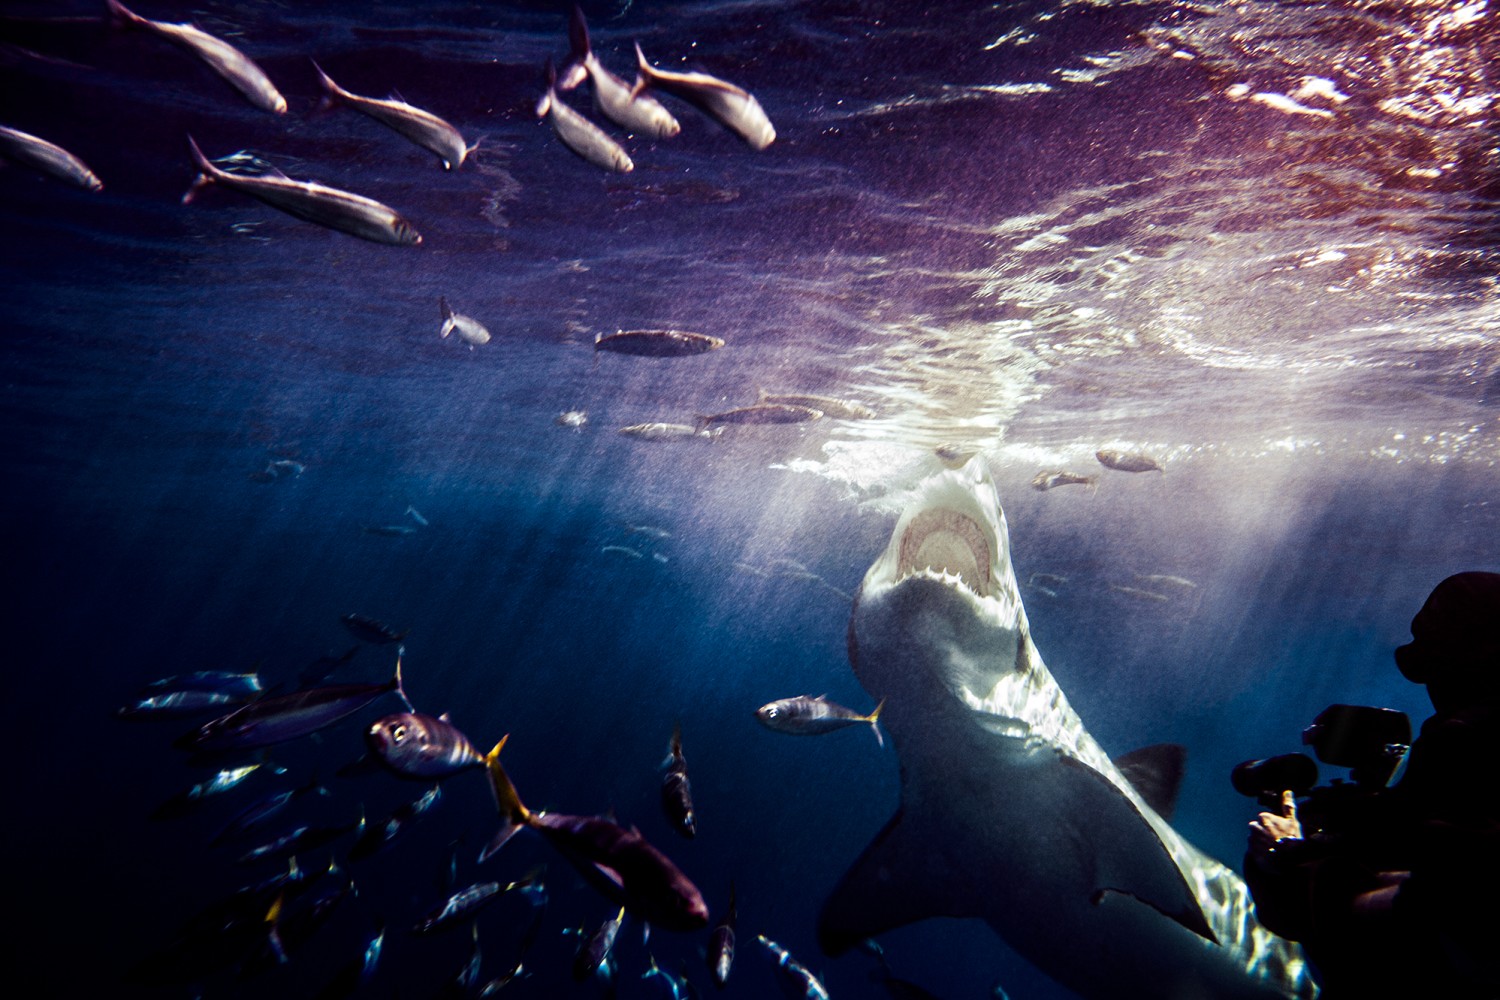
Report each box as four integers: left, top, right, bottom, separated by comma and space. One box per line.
106, 0, 145, 29
868, 698, 886, 748
393, 646, 414, 712
440, 296, 453, 321
182, 135, 217, 204
536, 58, 558, 118
629, 43, 655, 100
310, 59, 344, 113
568, 5, 591, 61
481, 736, 530, 862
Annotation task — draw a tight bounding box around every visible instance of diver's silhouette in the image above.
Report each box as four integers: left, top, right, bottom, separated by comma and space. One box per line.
1245, 571, 1500, 997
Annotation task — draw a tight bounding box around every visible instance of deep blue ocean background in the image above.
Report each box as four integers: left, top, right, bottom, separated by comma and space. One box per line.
3, 1, 1496, 997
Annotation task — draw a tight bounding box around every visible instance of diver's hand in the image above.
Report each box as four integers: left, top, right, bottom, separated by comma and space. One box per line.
1249, 790, 1303, 849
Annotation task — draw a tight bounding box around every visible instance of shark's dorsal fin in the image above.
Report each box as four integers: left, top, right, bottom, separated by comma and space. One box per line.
1113, 743, 1186, 821
817, 807, 979, 955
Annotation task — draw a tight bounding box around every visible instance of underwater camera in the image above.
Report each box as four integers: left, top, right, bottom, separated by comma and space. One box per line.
1232, 704, 1412, 838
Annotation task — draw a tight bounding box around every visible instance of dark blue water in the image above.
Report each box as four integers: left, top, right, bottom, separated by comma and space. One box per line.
4, 1, 1496, 997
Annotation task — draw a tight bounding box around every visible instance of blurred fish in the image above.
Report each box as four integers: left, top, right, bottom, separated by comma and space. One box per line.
619, 422, 720, 441
267, 459, 306, 477
212, 779, 329, 846
363, 523, 418, 536
594, 329, 723, 357
181, 650, 409, 753
237, 814, 362, 865
1031, 470, 1098, 492
314, 920, 385, 999
367, 711, 484, 779
934, 443, 977, 468
481, 737, 710, 931
707, 882, 735, 988
341, 613, 409, 644
561, 7, 680, 139
298, 645, 361, 687
660, 722, 696, 839
258, 874, 358, 970
642, 953, 688, 999
758, 390, 874, 419
106, 0, 286, 113
406, 505, 430, 526
0, 124, 102, 190
145, 670, 263, 697
118, 689, 247, 719
451, 923, 484, 995
183, 137, 422, 245
633, 43, 775, 149
536, 58, 633, 173
556, 409, 589, 430
700, 404, 821, 426
601, 545, 644, 559
152, 763, 266, 819
756, 695, 885, 747
350, 784, 441, 860
572, 906, 625, 981
1137, 573, 1197, 591
440, 297, 491, 346
1109, 584, 1170, 603
1028, 572, 1067, 589
1095, 448, 1164, 473
313, 61, 474, 170
757, 936, 829, 999
625, 524, 672, 540
413, 881, 504, 934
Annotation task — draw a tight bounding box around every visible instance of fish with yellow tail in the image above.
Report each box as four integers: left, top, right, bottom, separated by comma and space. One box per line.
482, 737, 709, 931
755, 694, 885, 747
106, 0, 286, 114
183, 137, 422, 245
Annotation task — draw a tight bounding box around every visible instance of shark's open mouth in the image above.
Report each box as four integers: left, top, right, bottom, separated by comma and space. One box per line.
897, 508, 993, 599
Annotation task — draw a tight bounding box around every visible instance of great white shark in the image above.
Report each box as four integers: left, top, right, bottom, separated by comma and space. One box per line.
819, 457, 1317, 999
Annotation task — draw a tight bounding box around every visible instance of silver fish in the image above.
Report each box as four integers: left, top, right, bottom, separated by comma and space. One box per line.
439, 297, 491, 345
758, 390, 874, 420
0, 124, 102, 191
595, 329, 724, 357
1031, 470, 1099, 491
556, 410, 588, 430
701, 404, 822, 426
1096, 448, 1164, 473
107, 0, 286, 114
755, 694, 884, 746
757, 936, 829, 1000
619, 422, 719, 441
313, 62, 473, 170
633, 43, 775, 150
367, 711, 484, 779
561, 7, 680, 139
536, 59, 633, 173
183, 137, 422, 246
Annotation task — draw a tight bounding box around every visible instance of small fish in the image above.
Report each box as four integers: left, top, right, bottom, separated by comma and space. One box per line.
660, 722, 696, 839
1031, 470, 1099, 492
314, 920, 386, 999
757, 936, 829, 1000
405, 505, 430, 526
633, 44, 775, 150
145, 671, 263, 697
183, 137, 422, 245
440, 297, 491, 346
700, 404, 822, 426
1109, 584, 1170, 603
118, 689, 246, 719
1095, 448, 1164, 473
350, 784, 441, 860
642, 954, 688, 999
594, 329, 724, 357
572, 906, 625, 981
0, 124, 102, 191
267, 459, 306, 477
363, 523, 417, 536
260, 875, 358, 967
755, 695, 885, 747
601, 545, 644, 559
237, 815, 361, 865
707, 882, 736, 987
454, 923, 484, 992
934, 443, 977, 468
414, 881, 505, 934
341, 613, 409, 645
561, 7, 680, 139
1028, 572, 1067, 589
758, 390, 874, 420
556, 410, 589, 430
619, 422, 720, 441
211, 778, 329, 845
367, 711, 484, 779
181, 650, 409, 753
1136, 573, 1198, 591
626, 524, 672, 540
299, 645, 360, 687
536, 58, 633, 173
106, 0, 286, 113
312, 62, 474, 170
482, 737, 710, 931
152, 764, 265, 819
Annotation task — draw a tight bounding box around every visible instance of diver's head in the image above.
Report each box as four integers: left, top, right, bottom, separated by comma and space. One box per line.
1394, 571, 1500, 711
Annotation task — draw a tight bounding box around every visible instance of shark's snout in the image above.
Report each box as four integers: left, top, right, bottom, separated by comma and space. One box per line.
898, 508, 992, 598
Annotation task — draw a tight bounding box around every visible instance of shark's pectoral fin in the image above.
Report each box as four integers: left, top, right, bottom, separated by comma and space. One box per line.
817, 807, 976, 955
1059, 755, 1218, 945
1113, 743, 1187, 821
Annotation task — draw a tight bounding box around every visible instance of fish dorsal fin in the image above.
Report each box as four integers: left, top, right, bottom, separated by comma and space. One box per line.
1113, 743, 1186, 821
818, 807, 980, 955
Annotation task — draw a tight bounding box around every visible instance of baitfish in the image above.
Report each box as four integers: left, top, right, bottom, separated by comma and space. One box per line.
341, 613, 408, 644
700, 404, 822, 426
180, 650, 409, 753
660, 722, 696, 839
556, 409, 589, 430
363, 523, 417, 536
211, 778, 328, 845
106, 0, 286, 113
561, 7, 680, 139
536, 58, 633, 173
633, 43, 775, 150
439, 297, 491, 346
594, 329, 724, 357
350, 784, 441, 861
152, 764, 265, 820
0, 124, 103, 190
413, 880, 505, 934
756, 694, 884, 746
237, 815, 361, 865
572, 906, 626, 981
1110, 584, 1171, 603
118, 689, 246, 719
758, 389, 875, 420
367, 711, 484, 779
707, 882, 736, 987
145, 671, 263, 697
757, 936, 829, 1000
183, 137, 422, 245
1096, 448, 1165, 473
482, 737, 710, 931
312, 62, 474, 170
405, 505, 429, 526
619, 422, 720, 441
1031, 470, 1099, 491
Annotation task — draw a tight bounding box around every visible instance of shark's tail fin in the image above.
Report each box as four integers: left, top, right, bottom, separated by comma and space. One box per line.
481, 736, 531, 862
